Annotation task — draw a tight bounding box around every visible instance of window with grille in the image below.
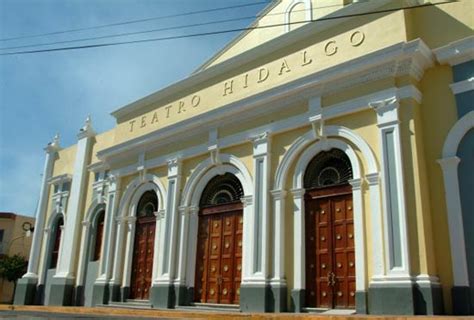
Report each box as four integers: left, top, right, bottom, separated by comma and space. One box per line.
200, 173, 244, 207
304, 149, 353, 189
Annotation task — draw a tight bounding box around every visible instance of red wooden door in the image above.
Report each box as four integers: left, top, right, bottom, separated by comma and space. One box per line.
305, 184, 355, 309
195, 203, 242, 304
130, 217, 155, 300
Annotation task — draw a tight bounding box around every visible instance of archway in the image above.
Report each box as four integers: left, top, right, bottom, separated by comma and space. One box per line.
129, 190, 158, 300
194, 173, 244, 305
303, 148, 355, 309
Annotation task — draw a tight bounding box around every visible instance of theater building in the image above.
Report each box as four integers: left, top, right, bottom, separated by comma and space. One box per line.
14, 0, 473, 315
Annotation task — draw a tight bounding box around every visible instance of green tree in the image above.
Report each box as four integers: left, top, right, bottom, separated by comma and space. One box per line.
0, 254, 28, 303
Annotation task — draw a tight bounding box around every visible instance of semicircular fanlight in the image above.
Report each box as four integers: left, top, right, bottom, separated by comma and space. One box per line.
137, 190, 158, 217
200, 173, 244, 206
304, 149, 353, 189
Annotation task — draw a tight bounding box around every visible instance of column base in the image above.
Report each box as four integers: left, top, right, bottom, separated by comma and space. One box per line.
240, 283, 272, 312
290, 289, 304, 313
452, 286, 471, 315
47, 277, 74, 306
91, 282, 110, 306
109, 284, 122, 302
369, 283, 415, 315
74, 285, 84, 306
175, 284, 193, 306
270, 283, 287, 312
150, 283, 175, 309
14, 277, 38, 305
355, 290, 368, 314
414, 282, 444, 315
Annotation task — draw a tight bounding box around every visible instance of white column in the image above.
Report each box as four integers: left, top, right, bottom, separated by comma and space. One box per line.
24, 135, 61, 279
249, 132, 271, 281
75, 221, 91, 287
109, 217, 127, 286
241, 195, 254, 282
270, 190, 287, 287
366, 173, 386, 279
97, 176, 121, 282
152, 209, 165, 282
291, 188, 306, 290
370, 97, 411, 280
56, 117, 95, 279
174, 206, 190, 287
438, 157, 470, 287
156, 158, 181, 282
38, 228, 51, 285
348, 178, 366, 291
122, 216, 137, 288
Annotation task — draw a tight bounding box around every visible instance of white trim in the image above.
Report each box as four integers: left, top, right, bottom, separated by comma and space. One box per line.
291, 138, 364, 291
434, 36, 474, 66
38, 211, 65, 285
438, 111, 474, 287
284, 0, 312, 33
177, 154, 254, 290
450, 77, 474, 95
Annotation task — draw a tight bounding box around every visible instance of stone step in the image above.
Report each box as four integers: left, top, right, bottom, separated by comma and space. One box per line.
178, 303, 240, 313
99, 300, 152, 310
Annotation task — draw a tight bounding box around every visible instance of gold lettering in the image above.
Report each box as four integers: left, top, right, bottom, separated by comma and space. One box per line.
258, 67, 269, 83
165, 105, 173, 118
151, 112, 159, 124
243, 74, 249, 88
191, 95, 201, 107
140, 116, 147, 128
302, 50, 313, 66
178, 101, 186, 113
129, 120, 136, 132
324, 41, 337, 56
278, 59, 291, 75
223, 80, 234, 96
350, 31, 365, 47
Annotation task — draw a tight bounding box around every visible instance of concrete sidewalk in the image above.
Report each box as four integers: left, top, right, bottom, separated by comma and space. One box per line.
0, 305, 470, 319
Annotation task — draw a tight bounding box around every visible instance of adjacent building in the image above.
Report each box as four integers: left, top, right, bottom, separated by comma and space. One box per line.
14, 0, 474, 315
0, 212, 35, 303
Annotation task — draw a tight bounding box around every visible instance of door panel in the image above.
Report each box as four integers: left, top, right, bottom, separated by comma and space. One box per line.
305, 187, 355, 309
130, 219, 155, 300
195, 206, 242, 305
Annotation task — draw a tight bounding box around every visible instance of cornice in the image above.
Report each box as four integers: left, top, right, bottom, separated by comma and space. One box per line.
433, 36, 474, 66
98, 39, 431, 164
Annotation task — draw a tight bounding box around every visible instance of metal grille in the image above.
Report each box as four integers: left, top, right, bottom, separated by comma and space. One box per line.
304, 149, 353, 189
200, 173, 244, 206
137, 190, 158, 217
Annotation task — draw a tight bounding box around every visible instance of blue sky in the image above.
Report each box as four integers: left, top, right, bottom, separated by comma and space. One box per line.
0, 0, 270, 217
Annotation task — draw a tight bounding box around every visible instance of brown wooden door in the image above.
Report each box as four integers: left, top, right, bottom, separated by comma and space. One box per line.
130, 217, 155, 300
305, 184, 355, 309
195, 203, 242, 304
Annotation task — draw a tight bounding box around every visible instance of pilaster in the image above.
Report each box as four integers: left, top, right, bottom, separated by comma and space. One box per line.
55, 117, 95, 284
15, 134, 61, 305
290, 187, 305, 313
151, 158, 181, 309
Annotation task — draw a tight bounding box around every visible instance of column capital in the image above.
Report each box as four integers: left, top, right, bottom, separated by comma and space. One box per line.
154, 209, 166, 220
365, 172, 380, 186
290, 188, 305, 199
44, 133, 62, 154
250, 131, 271, 156
437, 156, 461, 169
167, 157, 182, 177
369, 96, 400, 125
270, 189, 287, 200
81, 220, 91, 228
241, 195, 253, 207
77, 115, 96, 139
348, 178, 363, 190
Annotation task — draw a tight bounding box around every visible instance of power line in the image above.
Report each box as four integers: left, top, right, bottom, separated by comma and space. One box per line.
0, 2, 345, 51
0, 1, 453, 57
0, 0, 272, 42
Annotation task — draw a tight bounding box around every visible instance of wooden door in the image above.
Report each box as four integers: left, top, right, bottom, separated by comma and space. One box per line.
305, 184, 355, 309
130, 217, 155, 300
195, 203, 242, 304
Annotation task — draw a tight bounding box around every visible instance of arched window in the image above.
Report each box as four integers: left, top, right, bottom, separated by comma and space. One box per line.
304, 148, 353, 189
50, 216, 64, 268
92, 210, 105, 261
137, 190, 158, 217
200, 173, 244, 206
